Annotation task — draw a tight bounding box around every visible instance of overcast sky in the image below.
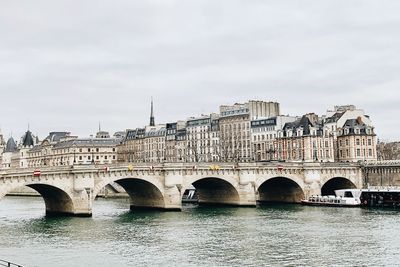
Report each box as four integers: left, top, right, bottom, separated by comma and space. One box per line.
1, 0, 400, 141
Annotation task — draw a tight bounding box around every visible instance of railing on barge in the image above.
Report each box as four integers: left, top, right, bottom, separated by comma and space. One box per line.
0, 259, 23, 267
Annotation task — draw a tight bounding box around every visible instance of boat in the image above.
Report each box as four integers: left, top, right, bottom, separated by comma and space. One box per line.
182, 186, 198, 203
301, 189, 362, 207
360, 186, 400, 208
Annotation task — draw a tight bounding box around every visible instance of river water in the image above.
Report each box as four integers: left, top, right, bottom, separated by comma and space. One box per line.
1, 196, 400, 267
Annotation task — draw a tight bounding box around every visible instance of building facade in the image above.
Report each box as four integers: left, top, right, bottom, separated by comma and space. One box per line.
5, 100, 373, 167
27, 131, 119, 168
275, 115, 335, 162
251, 116, 297, 161
219, 101, 280, 162
336, 118, 377, 162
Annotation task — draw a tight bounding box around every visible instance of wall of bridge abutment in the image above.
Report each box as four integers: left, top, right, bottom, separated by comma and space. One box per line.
0, 163, 365, 216
0, 172, 93, 217
363, 165, 400, 187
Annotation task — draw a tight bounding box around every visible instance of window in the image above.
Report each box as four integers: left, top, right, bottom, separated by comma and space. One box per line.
357, 149, 361, 157
356, 139, 360, 146
368, 139, 372, 146
344, 191, 353, 198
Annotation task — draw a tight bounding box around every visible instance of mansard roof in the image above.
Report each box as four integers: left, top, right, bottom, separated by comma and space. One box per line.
340, 118, 373, 136
52, 138, 119, 149
45, 132, 70, 143
325, 112, 344, 123
29, 145, 43, 153
145, 127, 166, 137
284, 116, 312, 131
282, 115, 325, 137
124, 128, 145, 141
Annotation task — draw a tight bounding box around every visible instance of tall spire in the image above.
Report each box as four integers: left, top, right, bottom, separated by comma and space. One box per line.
150, 97, 155, 126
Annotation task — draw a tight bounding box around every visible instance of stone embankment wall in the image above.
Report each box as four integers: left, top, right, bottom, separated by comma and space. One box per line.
365, 171, 400, 187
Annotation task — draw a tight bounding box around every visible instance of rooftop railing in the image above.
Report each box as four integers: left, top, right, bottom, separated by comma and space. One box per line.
0, 259, 23, 267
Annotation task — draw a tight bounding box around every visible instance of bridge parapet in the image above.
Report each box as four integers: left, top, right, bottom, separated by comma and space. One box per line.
0, 162, 365, 216
362, 160, 400, 167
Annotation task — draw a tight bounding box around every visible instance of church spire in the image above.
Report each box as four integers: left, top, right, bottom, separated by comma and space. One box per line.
150, 97, 155, 126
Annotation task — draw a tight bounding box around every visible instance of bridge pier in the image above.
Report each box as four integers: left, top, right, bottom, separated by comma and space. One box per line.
163, 186, 182, 211
128, 185, 182, 211
67, 190, 93, 217
236, 183, 257, 207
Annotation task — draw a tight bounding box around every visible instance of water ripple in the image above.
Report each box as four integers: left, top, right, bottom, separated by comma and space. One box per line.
1, 197, 400, 266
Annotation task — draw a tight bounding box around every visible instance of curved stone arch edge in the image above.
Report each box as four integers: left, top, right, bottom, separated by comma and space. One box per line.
254, 175, 306, 192
0, 181, 76, 201
0, 181, 86, 216
320, 176, 360, 189
180, 175, 241, 197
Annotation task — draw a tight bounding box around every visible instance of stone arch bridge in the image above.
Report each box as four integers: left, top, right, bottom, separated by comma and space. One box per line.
0, 162, 363, 216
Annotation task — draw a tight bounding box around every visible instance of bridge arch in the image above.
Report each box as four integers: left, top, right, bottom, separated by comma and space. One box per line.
182, 176, 240, 206
256, 176, 305, 204
0, 183, 76, 216
94, 176, 166, 210
321, 177, 357, 196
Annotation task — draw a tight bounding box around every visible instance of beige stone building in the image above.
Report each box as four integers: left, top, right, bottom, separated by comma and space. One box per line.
186, 115, 219, 163
336, 118, 377, 162
114, 101, 377, 164
251, 115, 297, 161
323, 105, 374, 160
28, 131, 119, 168
219, 101, 280, 162
275, 115, 335, 162
117, 128, 145, 163
142, 125, 166, 163
165, 121, 186, 163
